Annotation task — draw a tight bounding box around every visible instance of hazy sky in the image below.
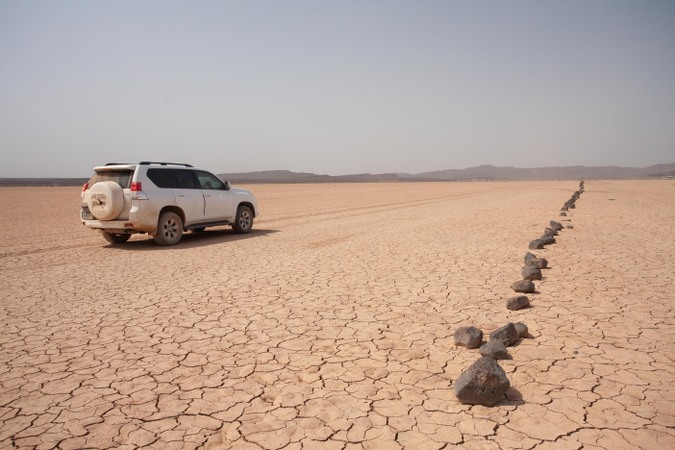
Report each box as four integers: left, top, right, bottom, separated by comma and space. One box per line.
1, 0, 674, 178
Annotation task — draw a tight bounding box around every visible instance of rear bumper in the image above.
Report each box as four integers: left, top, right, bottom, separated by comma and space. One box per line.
81, 203, 159, 234
81, 219, 151, 234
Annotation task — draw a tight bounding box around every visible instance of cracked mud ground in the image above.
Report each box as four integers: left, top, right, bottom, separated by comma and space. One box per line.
1, 180, 673, 449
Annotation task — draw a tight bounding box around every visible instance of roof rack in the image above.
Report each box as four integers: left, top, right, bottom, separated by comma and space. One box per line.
138, 161, 193, 167
104, 162, 135, 166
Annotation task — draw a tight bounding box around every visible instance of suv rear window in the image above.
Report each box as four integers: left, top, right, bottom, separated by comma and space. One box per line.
147, 168, 173, 188
89, 170, 133, 188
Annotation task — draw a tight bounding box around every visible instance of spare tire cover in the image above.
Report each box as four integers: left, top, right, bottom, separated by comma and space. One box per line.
87, 181, 124, 220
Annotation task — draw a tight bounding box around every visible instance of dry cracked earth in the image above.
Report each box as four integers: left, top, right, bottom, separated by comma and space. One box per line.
0, 180, 673, 449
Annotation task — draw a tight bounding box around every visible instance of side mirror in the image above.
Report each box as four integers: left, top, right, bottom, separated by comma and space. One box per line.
223, 181, 230, 190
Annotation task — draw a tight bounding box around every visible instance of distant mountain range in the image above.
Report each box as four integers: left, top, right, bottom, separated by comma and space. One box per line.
218, 163, 675, 184
1, 163, 673, 186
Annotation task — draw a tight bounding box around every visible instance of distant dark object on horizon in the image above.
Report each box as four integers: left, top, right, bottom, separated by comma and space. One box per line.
1, 162, 674, 186
217, 163, 675, 184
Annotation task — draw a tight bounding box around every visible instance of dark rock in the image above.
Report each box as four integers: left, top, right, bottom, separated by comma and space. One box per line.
566, 224, 574, 229
506, 295, 530, 310
539, 234, 556, 246
489, 323, 520, 346
549, 221, 564, 232
524, 252, 547, 269
454, 326, 483, 349
522, 265, 542, 281
560, 211, 567, 216
454, 357, 511, 406
479, 341, 510, 359
514, 322, 529, 338
543, 227, 557, 236
528, 239, 545, 250
525, 256, 548, 270
512, 280, 535, 293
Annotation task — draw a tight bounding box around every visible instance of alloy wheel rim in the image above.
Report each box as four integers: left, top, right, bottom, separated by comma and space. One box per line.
239, 211, 251, 229
165, 219, 178, 238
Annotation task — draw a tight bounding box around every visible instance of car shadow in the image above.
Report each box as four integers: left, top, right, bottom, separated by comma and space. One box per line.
106, 227, 280, 251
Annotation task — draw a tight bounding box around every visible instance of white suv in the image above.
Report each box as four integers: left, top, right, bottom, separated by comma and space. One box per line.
81, 161, 258, 245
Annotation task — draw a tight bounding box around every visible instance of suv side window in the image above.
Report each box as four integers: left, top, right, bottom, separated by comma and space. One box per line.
173, 169, 198, 189
195, 171, 225, 190
146, 168, 173, 188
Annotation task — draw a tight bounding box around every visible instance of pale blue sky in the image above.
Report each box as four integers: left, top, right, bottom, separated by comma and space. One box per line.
1, 0, 674, 178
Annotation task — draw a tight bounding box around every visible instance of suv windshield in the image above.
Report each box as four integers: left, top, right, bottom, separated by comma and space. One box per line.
89, 170, 133, 188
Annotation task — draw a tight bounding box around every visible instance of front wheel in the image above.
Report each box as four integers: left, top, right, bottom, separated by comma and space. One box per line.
101, 231, 131, 244
154, 211, 183, 245
232, 205, 253, 234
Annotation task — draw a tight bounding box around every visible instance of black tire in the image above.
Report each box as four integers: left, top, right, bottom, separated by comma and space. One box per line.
232, 205, 253, 234
101, 231, 131, 244
154, 211, 183, 245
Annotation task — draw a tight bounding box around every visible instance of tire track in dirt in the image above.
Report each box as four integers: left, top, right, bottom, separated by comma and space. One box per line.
0, 189, 487, 275
257, 190, 486, 228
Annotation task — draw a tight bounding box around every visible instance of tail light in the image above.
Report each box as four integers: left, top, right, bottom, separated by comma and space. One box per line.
82, 183, 89, 191
131, 181, 148, 200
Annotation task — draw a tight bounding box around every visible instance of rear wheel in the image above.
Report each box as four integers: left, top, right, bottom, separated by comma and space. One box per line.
101, 231, 131, 244
154, 212, 183, 245
232, 205, 253, 234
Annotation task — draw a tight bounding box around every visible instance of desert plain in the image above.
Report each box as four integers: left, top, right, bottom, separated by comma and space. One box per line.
0, 180, 674, 449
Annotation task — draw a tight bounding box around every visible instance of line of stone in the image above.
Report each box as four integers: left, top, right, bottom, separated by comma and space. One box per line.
451, 180, 586, 407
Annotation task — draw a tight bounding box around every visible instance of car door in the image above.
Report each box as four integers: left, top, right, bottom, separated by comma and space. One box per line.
171, 169, 205, 225
195, 170, 236, 222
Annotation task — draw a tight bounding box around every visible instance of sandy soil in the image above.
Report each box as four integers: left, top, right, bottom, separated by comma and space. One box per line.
0, 180, 673, 449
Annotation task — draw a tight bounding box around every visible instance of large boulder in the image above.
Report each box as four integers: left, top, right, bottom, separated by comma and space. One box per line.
506, 295, 530, 310
512, 280, 535, 293
454, 357, 511, 406
454, 326, 483, 349
489, 322, 520, 346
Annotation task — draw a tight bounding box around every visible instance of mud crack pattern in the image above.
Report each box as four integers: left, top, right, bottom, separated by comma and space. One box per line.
0, 181, 673, 449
